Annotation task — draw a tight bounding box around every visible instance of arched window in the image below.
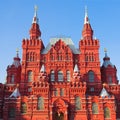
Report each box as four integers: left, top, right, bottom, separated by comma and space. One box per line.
60, 88, 64, 96
21, 102, 27, 113
8, 107, 15, 118
11, 74, 14, 83
92, 103, 98, 114
28, 71, 33, 82
51, 70, 55, 81
104, 107, 110, 118
88, 71, 94, 82
38, 96, 44, 110
108, 75, 112, 84
75, 96, 81, 110
66, 71, 70, 81
58, 71, 63, 81
85, 55, 88, 61
54, 88, 58, 96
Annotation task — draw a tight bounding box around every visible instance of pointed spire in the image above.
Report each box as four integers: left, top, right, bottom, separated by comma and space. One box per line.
100, 87, 110, 98
40, 64, 45, 72
74, 64, 79, 72
16, 48, 19, 57
82, 6, 93, 40
29, 5, 41, 39
32, 5, 39, 24
84, 6, 89, 24
9, 87, 21, 98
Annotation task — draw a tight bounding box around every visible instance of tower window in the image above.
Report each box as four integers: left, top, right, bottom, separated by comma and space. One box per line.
51, 70, 55, 81
90, 87, 94, 92
92, 103, 98, 114
38, 96, 44, 110
66, 71, 70, 81
75, 96, 81, 110
54, 88, 58, 96
8, 107, 15, 118
60, 88, 64, 96
21, 102, 27, 113
88, 71, 94, 82
11, 74, 14, 83
28, 71, 33, 82
104, 107, 110, 118
108, 75, 112, 84
58, 71, 63, 81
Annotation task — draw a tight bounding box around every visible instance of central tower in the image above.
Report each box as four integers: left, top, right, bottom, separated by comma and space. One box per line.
79, 7, 101, 95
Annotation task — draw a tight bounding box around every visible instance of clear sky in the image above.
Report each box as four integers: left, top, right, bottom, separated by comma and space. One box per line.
0, 0, 120, 83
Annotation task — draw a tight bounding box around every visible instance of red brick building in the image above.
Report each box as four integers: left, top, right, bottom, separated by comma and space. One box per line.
0, 7, 120, 120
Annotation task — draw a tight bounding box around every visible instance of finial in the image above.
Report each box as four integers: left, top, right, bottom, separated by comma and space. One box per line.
16, 48, 19, 57
104, 48, 108, 57
34, 5, 38, 13
84, 6, 89, 24
85, 5, 88, 17
104, 48, 107, 53
32, 5, 38, 24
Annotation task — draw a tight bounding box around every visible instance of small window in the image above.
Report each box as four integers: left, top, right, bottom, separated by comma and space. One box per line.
66, 71, 70, 81
92, 103, 98, 114
21, 102, 27, 113
38, 97, 44, 110
51, 70, 55, 81
60, 88, 64, 96
58, 71, 63, 81
108, 75, 112, 84
75, 96, 81, 110
11, 75, 14, 83
8, 108, 15, 118
28, 71, 33, 82
54, 88, 58, 96
88, 71, 94, 82
90, 87, 94, 92
104, 107, 110, 118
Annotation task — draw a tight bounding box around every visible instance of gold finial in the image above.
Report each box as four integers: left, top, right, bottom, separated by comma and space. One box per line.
34, 5, 38, 12
16, 48, 19, 57
104, 48, 107, 53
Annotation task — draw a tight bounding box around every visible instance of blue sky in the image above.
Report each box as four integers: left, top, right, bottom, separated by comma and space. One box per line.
0, 0, 120, 83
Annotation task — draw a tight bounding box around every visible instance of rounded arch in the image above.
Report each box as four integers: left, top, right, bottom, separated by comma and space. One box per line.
50, 70, 55, 81
27, 70, 33, 82
58, 70, 63, 81
37, 96, 44, 110
88, 70, 94, 82
75, 95, 82, 110
104, 107, 110, 118
92, 102, 98, 114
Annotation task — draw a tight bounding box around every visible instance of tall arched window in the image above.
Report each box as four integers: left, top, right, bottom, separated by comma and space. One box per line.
28, 71, 33, 82
88, 71, 94, 82
11, 74, 14, 83
21, 102, 27, 113
92, 103, 98, 114
104, 107, 110, 118
8, 107, 15, 118
38, 96, 44, 110
54, 88, 58, 96
108, 75, 112, 84
60, 88, 64, 96
66, 71, 70, 81
51, 70, 55, 81
75, 96, 81, 110
58, 71, 63, 81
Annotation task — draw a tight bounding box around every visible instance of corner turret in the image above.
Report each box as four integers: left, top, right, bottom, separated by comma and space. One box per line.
101, 49, 118, 84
